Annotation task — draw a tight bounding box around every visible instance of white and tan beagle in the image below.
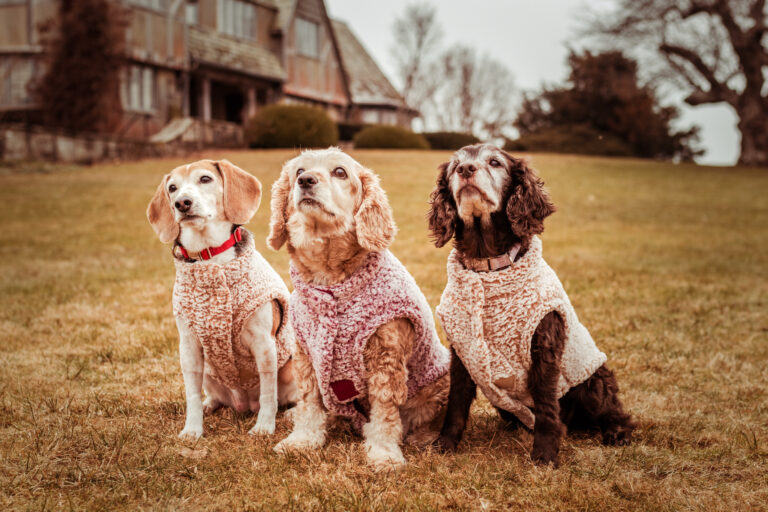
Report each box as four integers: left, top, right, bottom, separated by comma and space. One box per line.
147, 159, 296, 440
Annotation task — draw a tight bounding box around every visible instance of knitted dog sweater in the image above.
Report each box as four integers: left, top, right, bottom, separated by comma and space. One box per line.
290, 250, 450, 427
172, 230, 293, 390
436, 236, 606, 429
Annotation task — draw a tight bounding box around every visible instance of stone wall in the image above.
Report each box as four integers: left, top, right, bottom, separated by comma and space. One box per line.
0, 119, 245, 163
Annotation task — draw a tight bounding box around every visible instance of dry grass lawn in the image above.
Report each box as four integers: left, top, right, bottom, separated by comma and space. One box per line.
0, 150, 766, 510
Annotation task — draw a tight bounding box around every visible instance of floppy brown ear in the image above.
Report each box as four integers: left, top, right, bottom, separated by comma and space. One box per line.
146, 175, 179, 244
427, 161, 458, 247
266, 165, 292, 251
505, 157, 556, 237
355, 167, 397, 252
214, 159, 261, 225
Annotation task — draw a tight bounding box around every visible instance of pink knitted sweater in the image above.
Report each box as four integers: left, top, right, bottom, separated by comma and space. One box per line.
173, 231, 293, 390
290, 250, 450, 425
436, 236, 606, 429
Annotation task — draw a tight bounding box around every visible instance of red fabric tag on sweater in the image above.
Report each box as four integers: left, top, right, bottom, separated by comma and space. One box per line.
330, 379, 359, 402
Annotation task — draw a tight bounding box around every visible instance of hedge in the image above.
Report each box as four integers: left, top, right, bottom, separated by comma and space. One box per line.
245, 104, 338, 148
353, 125, 430, 149
504, 124, 633, 157
422, 131, 480, 150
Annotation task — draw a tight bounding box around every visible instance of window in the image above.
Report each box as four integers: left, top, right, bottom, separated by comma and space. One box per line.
361, 110, 379, 124
217, 0, 256, 40
121, 65, 156, 112
381, 111, 397, 125
186, 0, 198, 25
296, 18, 319, 58
127, 0, 168, 10
0, 58, 37, 108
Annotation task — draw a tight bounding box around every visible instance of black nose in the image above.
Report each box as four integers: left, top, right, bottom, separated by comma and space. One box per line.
297, 174, 318, 189
175, 196, 193, 212
457, 164, 477, 177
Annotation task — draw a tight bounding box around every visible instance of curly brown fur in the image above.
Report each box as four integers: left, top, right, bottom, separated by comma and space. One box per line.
559, 365, 636, 446
435, 348, 476, 452
528, 311, 567, 466
430, 143, 635, 463
428, 145, 555, 260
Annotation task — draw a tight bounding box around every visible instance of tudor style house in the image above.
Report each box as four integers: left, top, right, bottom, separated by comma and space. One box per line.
0, 0, 415, 141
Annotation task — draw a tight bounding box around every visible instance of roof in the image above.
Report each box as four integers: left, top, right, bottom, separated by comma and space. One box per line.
331, 19, 406, 109
188, 27, 286, 81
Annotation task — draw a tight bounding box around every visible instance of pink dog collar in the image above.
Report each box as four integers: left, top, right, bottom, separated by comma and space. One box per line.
461, 244, 521, 272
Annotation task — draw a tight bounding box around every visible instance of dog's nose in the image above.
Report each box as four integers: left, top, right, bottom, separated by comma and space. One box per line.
175, 196, 193, 212
457, 164, 477, 177
297, 174, 318, 189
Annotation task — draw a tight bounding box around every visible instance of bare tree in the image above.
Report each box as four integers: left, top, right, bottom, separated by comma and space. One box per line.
429, 45, 517, 138
586, 0, 768, 166
390, 3, 443, 108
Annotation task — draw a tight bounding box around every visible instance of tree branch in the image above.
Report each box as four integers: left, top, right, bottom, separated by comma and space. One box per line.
685, 89, 731, 105
712, 0, 745, 45
659, 43, 738, 105
751, 0, 766, 28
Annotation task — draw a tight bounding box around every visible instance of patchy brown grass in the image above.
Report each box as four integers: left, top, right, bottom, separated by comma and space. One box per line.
0, 150, 766, 510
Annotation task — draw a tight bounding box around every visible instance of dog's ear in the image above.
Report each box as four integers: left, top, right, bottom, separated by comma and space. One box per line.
215, 159, 262, 225
504, 156, 556, 237
266, 164, 292, 251
147, 174, 179, 244
355, 167, 397, 252
427, 162, 458, 247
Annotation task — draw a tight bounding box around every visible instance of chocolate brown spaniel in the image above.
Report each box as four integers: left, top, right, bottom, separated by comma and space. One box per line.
428, 143, 635, 466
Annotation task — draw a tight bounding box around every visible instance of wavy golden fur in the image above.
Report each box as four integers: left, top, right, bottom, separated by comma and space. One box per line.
269, 148, 448, 471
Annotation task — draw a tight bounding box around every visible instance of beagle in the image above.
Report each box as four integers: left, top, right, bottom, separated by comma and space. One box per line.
147, 159, 296, 440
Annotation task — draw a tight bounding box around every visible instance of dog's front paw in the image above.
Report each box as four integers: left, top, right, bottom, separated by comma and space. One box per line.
366, 442, 405, 472
202, 397, 221, 416
434, 434, 460, 453
178, 424, 203, 441
531, 444, 559, 467
249, 413, 276, 436
283, 406, 296, 423
602, 424, 634, 446
273, 430, 325, 452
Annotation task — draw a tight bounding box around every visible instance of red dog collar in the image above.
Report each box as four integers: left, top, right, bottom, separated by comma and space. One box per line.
176, 226, 243, 261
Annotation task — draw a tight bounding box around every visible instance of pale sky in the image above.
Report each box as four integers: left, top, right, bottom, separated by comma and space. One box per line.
326, 0, 740, 166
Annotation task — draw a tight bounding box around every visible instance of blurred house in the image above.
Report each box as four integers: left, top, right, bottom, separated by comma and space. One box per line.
0, 0, 416, 142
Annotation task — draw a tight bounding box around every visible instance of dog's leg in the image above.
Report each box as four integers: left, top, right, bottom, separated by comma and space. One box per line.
528, 311, 567, 466
497, 408, 526, 431
277, 359, 298, 406
362, 318, 413, 471
201, 375, 226, 415
273, 346, 327, 452
177, 317, 205, 440
436, 347, 477, 451
242, 303, 278, 435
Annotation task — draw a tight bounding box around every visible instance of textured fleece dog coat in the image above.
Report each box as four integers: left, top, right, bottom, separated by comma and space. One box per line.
290, 250, 450, 427
173, 231, 293, 390
436, 236, 606, 429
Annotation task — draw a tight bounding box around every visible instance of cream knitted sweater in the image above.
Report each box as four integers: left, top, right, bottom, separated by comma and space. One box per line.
172, 231, 293, 390
436, 236, 606, 429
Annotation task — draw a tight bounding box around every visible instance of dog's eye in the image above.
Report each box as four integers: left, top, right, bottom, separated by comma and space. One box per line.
200, 175, 212, 184
489, 159, 501, 167
332, 167, 347, 179
297, 168, 305, 176
168, 184, 177, 193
